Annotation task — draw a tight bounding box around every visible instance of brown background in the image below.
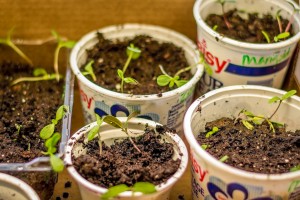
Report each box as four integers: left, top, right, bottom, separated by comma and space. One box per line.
0, 0, 299, 199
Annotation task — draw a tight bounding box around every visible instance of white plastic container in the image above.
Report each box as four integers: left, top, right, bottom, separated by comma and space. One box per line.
64, 117, 188, 200
193, 0, 300, 94
70, 24, 203, 135
0, 172, 40, 200
184, 85, 300, 199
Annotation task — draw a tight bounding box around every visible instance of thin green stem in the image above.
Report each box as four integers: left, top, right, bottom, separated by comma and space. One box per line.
54, 44, 61, 82
120, 53, 133, 93
11, 75, 56, 86
174, 66, 192, 77
7, 40, 33, 66
269, 101, 282, 120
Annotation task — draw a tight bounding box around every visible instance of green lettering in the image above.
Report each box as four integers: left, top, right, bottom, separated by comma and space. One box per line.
242, 55, 257, 65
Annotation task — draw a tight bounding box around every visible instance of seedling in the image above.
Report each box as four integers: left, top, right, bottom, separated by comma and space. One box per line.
219, 155, 229, 162
201, 144, 209, 150
117, 43, 140, 93
216, 0, 236, 29
87, 113, 104, 155
103, 111, 141, 153
290, 165, 300, 172
205, 126, 219, 138
285, 0, 300, 33
81, 60, 97, 81
40, 105, 69, 172
200, 52, 213, 76
276, 10, 283, 33
157, 64, 191, 88
101, 182, 156, 200
261, 31, 271, 43
0, 28, 33, 65
261, 30, 290, 43
52, 30, 76, 82
11, 68, 61, 86
238, 90, 296, 133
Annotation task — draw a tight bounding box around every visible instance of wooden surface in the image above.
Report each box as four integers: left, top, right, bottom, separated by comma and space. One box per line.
50, 89, 192, 200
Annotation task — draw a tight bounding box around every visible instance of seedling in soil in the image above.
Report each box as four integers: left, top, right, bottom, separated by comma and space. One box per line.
276, 10, 283, 33
261, 30, 290, 43
11, 68, 61, 86
205, 126, 219, 138
103, 111, 141, 153
290, 165, 300, 172
201, 144, 209, 150
81, 60, 97, 81
285, 0, 300, 33
216, 0, 236, 29
157, 64, 191, 88
40, 105, 69, 172
237, 90, 297, 133
101, 182, 156, 200
117, 43, 140, 93
219, 155, 229, 162
87, 113, 104, 155
0, 28, 33, 65
52, 30, 76, 82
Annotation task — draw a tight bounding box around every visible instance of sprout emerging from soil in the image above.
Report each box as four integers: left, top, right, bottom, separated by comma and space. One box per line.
40, 105, 69, 172
11, 68, 61, 86
101, 182, 156, 200
87, 113, 104, 155
117, 43, 140, 93
81, 60, 97, 81
0, 28, 33, 65
157, 64, 191, 88
52, 30, 76, 82
216, 0, 236, 29
103, 111, 141, 153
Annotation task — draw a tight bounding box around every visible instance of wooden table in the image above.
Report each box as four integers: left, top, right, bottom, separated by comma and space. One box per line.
51, 89, 193, 200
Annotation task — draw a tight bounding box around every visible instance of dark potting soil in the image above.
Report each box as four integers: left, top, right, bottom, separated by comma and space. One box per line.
0, 62, 64, 199
205, 8, 293, 43
72, 125, 181, 188
197, 117, 300, 174
84, 34, 192, 95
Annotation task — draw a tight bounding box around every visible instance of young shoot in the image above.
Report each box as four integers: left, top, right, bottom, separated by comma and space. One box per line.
201, 144, 209, 150
87, 114, 104, 155
276, 10, 283, 33
52, 30, 76, 82
285, 0, 300, 33
11, 68, 61, 86
157, 64, 191, 88
40, 105, 68, 172
217, 0, 236, 29
238, 90, 296, 133
117, 43, 141, 93
101, 182, 156, 200
0, 28, 33, 65
261, 30, 271, 43
103, 111, 141, 153
205, 126, 219, 138
274, 32, 290, 42
81, 60, 97, 81
219, 155, 229, 162
200, 52, 213, 76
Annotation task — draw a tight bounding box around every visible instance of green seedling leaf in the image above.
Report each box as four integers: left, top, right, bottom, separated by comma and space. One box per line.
213, 25, 218, 31
242, 120, 254, 130
103, 115, 123, 129
290, 165, 300, 172
261, 30, 271, 43
201, 144, 209, 150
124, 77, 138, 84
33, 68, 48, 76
40, 123, 55, 139
50, 154, 64, 172
157, 75, 172, 86
269, 96, 281, 104
175, 79, 188, 87
126, 43, 141, 60
45, 132, 61, 149
56, 105, 68, 122
117, 69, 124, 79
101, 184, 130, 200
274, 32, 290, 42
282, 90, 297, 100
205, 126, 219, 138
132, 182, 156, 194
127, 111, 139, 122
219, 155, 229, 162
82, 60, 97, 81
87, 125, 100, 141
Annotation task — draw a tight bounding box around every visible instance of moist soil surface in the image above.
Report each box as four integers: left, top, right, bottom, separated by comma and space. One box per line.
197, 117, 300, 174
84, 34, 192, 95
0, 62, 64, 199
72, 125, 181, 188
205, 9, 292, 43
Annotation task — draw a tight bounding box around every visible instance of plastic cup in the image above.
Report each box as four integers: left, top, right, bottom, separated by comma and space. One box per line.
70, 23, 204, 135
184, 85, 300, 199
193, 0, 300, 94
64, 117, 188, 200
